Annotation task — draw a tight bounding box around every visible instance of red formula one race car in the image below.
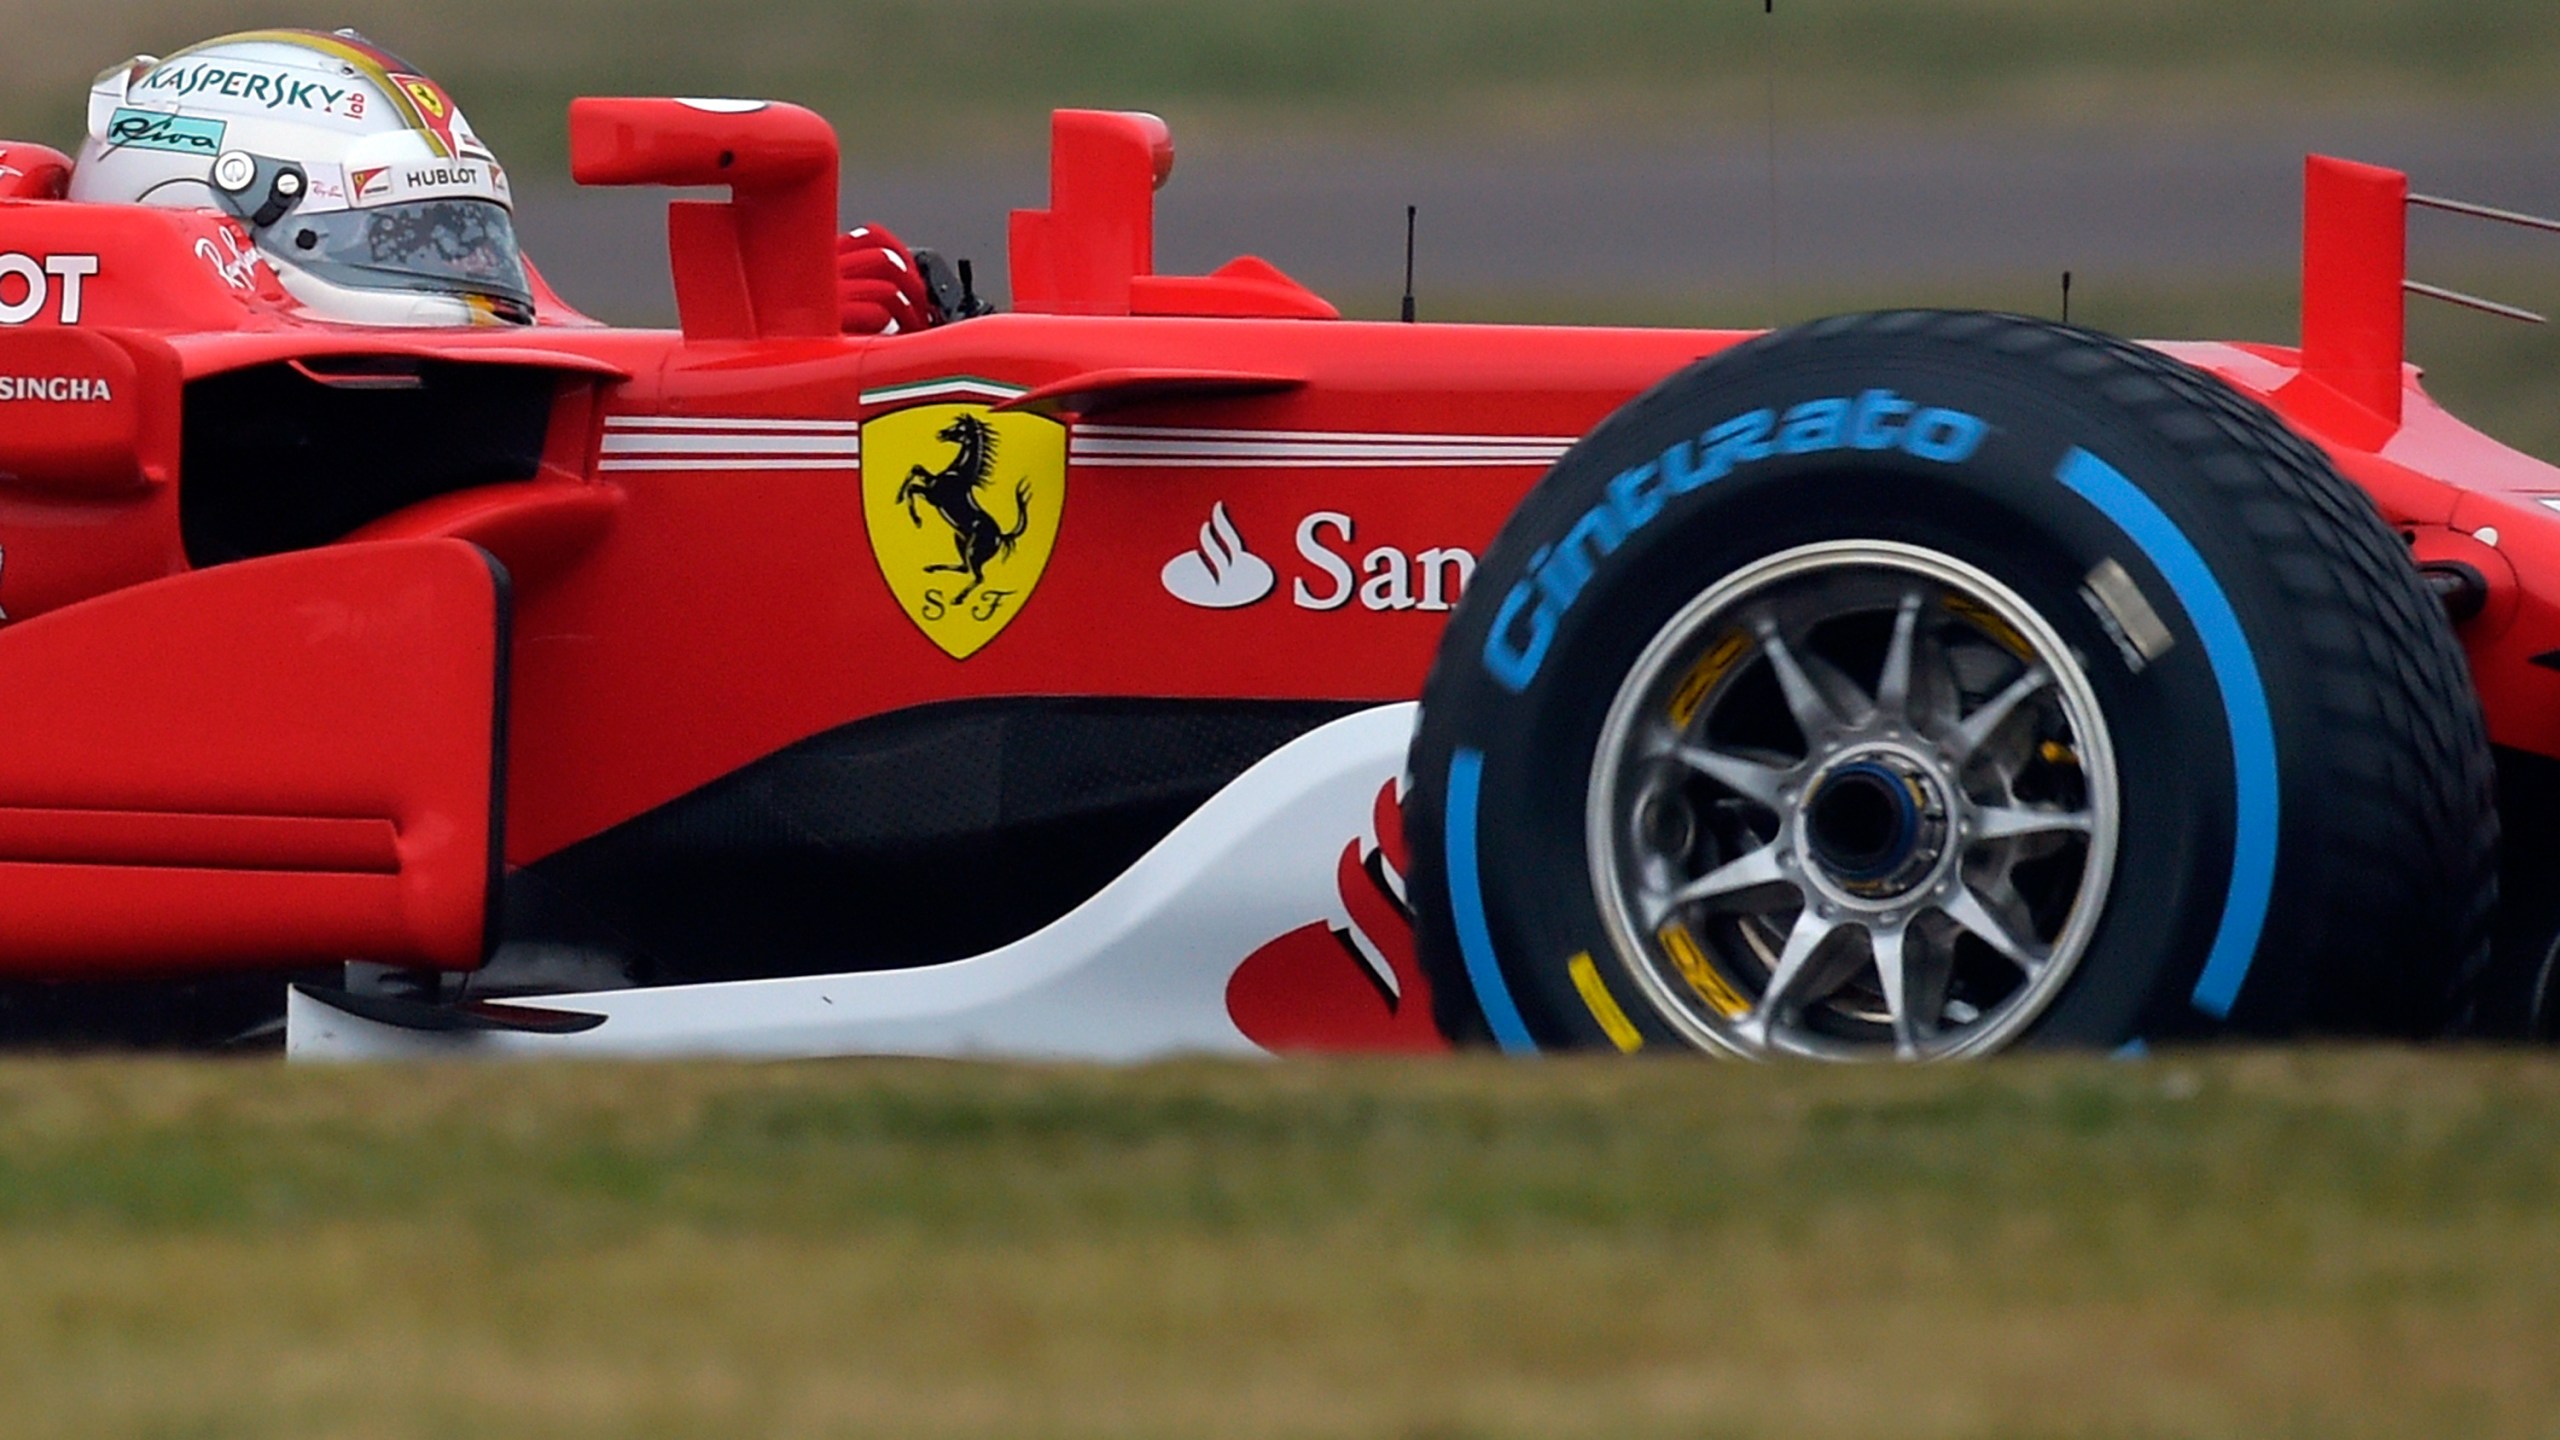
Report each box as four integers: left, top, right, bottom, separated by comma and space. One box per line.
1, 33, 2551, 1060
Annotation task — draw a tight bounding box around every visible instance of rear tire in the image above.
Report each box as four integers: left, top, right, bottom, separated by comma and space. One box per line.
1407, 310, 2496, 1057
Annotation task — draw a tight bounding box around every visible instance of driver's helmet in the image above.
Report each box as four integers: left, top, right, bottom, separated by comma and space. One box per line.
67, 29, 532, 327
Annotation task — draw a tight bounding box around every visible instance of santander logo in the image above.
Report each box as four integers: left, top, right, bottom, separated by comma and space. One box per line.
1159, 501, 1276, 608
1163, 502, 1479, 614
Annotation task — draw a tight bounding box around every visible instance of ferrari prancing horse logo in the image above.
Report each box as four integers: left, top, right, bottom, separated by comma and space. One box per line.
861, 402, 1066, 659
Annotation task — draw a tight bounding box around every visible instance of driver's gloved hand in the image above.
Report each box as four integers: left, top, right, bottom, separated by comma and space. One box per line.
837, 224, 936, 335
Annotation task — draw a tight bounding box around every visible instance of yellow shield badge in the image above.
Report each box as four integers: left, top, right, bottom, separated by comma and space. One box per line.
861, 402, 1067, 659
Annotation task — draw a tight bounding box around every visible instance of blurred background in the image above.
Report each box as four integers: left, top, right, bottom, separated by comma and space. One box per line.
4, 0, 2556, 454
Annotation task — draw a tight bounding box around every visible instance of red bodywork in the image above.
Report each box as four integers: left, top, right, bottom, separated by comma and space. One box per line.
0, 107, 2554, 983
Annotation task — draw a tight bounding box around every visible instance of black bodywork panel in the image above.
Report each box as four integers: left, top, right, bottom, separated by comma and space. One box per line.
180, 360, 552, 565
508, 695, 1368, 983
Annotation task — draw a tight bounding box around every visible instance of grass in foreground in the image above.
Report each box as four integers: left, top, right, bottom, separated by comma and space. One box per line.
1, 1049, 2557, 1439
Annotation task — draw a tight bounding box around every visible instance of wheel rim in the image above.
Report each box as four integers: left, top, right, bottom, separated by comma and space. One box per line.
2530, 935, 2560, 1042
1587, 541, 2122, 1060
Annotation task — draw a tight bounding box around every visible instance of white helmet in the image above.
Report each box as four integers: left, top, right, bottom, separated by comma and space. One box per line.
69, 29, 532, 327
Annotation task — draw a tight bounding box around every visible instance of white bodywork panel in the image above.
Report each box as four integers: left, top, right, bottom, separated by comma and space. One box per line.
287, 703, 1415, 1061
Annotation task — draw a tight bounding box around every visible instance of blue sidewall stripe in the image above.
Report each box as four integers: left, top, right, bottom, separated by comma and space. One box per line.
1445, 747, 1540, 1053
2055, 447, 2279, 1019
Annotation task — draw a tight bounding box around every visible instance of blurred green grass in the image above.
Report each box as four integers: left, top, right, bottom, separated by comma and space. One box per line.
1, 1050, 2557, 1438
3, 0, 2557, 168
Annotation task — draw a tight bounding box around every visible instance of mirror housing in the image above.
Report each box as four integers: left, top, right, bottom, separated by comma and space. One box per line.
569, 97, 839, 340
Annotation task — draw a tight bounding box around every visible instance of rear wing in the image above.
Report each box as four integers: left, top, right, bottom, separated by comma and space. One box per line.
2302, 154, 2559, 425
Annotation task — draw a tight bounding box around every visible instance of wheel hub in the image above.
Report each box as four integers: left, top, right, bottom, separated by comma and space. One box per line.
1586, 540, 2122, 1060
1800, 750, 1949, 901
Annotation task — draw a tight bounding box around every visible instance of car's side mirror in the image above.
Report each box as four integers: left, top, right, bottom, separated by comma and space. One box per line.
568, 97, 839, 341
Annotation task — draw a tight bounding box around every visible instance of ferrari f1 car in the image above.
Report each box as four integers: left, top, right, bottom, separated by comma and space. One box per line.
0, 89, 2552, 1060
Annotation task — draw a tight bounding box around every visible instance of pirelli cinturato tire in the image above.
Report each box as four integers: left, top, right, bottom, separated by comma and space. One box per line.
1407, 311, 2496, 1059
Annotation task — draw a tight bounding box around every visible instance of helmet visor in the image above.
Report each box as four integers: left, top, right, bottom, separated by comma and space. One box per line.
275, 198, 532, 317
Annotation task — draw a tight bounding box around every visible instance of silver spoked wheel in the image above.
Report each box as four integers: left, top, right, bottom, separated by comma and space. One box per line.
2530, 937, 2560, 1042
1588, 541, 2121, 1060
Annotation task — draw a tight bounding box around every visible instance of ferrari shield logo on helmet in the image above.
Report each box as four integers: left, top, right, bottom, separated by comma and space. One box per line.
388, 72, 464, 156
861, 401, 1066, 659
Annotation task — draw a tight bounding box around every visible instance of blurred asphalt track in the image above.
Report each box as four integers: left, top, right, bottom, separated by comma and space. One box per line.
516, 111, 2560, 328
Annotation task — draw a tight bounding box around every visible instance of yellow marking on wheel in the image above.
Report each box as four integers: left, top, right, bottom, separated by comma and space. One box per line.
1667, 629, 1752, 728
1568, 952, 1645, 1053
1657, 921, 1750, 1019
1942, 593, 2034, 661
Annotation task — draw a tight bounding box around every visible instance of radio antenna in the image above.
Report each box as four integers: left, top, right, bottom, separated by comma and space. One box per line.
1401, 204, 1418, 322
2062, 270, 2073, 325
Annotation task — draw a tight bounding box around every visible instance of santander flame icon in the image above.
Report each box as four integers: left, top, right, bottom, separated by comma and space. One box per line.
1160, 502, 1276, 608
